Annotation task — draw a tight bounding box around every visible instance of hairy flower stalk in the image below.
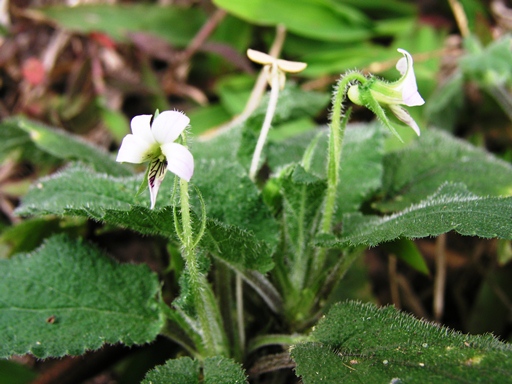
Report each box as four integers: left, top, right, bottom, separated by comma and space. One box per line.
247, 49, 307, 181
178, 176, 228, 357
315, 49, 424, 274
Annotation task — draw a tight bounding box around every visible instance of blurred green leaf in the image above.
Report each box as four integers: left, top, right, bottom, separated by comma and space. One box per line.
38, 4, 206, 46
0, 361, 36, 384
341, 0, 416, 16
0, 217, 85, 258
377, 129, 512, 212
213, 0, 372, 42
467, 266, 512, 336
425, 72, 465, 131
215, 74, 255, 116
382, 238, 430, 275
6, 117, 131, 177
0, 119, 57, 166
97, 98, 130, 144
188, 104, 231, 135
292, 301, 512, 383
332, 183, 512, 247
0, 235, 164, 358
461, 35, 512, 88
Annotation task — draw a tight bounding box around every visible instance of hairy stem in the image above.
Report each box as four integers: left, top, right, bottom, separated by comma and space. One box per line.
180, 178, 226, 357
314, 73, 366, 273
249, 64, 281, 181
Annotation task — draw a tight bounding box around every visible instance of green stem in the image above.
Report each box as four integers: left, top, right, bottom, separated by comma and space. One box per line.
247, 333, 309, 354
179, 177, 227, 357
314, 72, 366, 274
249, 64, 281, 181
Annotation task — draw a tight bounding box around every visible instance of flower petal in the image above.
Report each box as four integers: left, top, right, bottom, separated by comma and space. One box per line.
247, 49, 275, 65
276, 58, 307, 73
116, 134, 154, 163
389, 105, 421, 136
147, 158, 167, 209
396, 49, 425, 107
131, 114, 156, 144
161, 142, 194, 182
151, 110, 190, 145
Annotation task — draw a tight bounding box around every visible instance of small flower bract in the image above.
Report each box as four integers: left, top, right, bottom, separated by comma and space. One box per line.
116, 110, 194, 209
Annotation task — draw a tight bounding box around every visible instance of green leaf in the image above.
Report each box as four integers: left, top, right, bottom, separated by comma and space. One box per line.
16, 165, 274, 273
203, 356, 248, 384
461, 35, 512, 87
336, 124, 384, 217
377, 129, 512, 212
335, 183, 512, 247
292, 301, 512, 383
0, 360, 37, 384
0, 217, 85, 257
382, 238, 430, 275
141, 356, 247, 384
279, 164, 326, 287
424, 72, 465, 131
0, 235, 164, 358
0, 119, 57, 166
37, 4, 206, 46
6, 117, 131, 177
142, 357, 199, 384
193, 158, 279, 250
268, 123, 384, 216
213, 0, 371, 42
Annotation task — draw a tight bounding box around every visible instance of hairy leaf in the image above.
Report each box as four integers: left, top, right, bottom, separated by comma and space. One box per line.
279, 164, 325, 287
292, 301, 512, 383
193, 158, 279, 249
141, 356, 247, 384
377, 129, 512, 212
0, 235, 164, 358
331, 183, 512, 247
142, 357, 199, 384
16, 165, 274, 273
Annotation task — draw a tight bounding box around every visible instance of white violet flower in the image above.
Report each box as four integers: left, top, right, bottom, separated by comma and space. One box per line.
116, 110, 194, 209
347, 48, 425, 136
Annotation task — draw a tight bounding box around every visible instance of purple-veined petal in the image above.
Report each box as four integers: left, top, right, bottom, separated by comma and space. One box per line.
152, 111, 190, 145
130, 114, 156, 144
161, 142, 194, 182
396, 49, 425, 107
116, 134, 154, 163
147, 158, 168, 209
389, 105, 421, 136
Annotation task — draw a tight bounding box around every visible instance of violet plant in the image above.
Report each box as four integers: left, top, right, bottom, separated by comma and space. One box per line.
1, 24, 512, 384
